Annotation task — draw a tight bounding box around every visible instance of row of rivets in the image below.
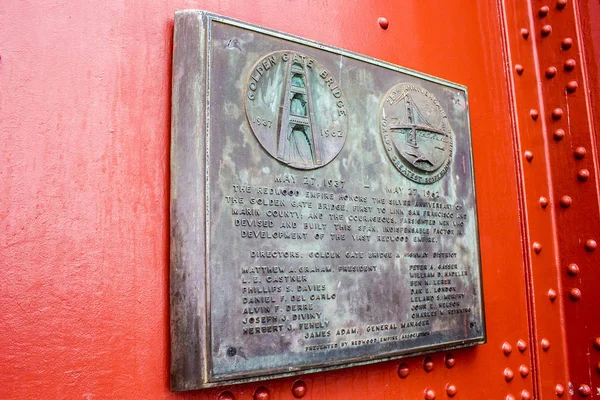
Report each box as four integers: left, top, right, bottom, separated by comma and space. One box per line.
218, 382, 308, 400
397, 354, 456, 378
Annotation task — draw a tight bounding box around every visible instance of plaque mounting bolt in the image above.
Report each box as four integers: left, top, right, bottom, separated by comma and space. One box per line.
292, 380, 307, 398
378, 17, 389, 30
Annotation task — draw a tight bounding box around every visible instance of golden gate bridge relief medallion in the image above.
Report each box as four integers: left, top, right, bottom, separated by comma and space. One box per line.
380, 83, 454, 184
244, 51, 348, 170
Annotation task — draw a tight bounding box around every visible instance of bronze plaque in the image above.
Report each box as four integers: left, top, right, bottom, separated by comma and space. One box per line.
170, 10, 485, 391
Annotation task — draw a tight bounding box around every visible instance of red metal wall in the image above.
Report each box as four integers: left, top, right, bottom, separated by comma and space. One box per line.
1, 0, 598, 399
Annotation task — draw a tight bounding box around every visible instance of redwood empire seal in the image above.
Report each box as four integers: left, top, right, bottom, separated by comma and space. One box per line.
379, 83, 453, 184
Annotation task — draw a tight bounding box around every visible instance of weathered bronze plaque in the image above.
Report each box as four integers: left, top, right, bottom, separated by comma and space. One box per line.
170, 10, 485, 391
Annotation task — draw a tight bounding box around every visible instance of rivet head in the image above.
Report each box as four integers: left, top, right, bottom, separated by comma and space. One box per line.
545, 66, 557, 78
548, 289, 557, 301
398, 362, 409, 378
569, 288, 581, 301
524, 151, 534, 161
219, 391, 235, 400
423, 356, 434, 372
539, 6, 550, 17
533, 242, 542, 253
593, 337, 600, 350
541, 25, 552, 36
539, 196, 549, 208
561, 37, 573, 49
521, 28, 530, 39
585, 239, 597, 251
578, 384, 591, 397
578, 169, 590, 181
564, 58, 576, 71
567, 263, 580, 276
504, 367, 515, 382
574, 146, 587, 159
559, 195, 572, 208
502, 342, 513, 355
292, 380, 307, 398
517, 339, 527, 352
506, 395, 516, 400
521, 390, 532, 400
597, 361, 600, 373
445, 354, 456, 368
557, 0, 567, 9
555, 383, 565, 396
515, 64, 524, 75
424, 388, 436, 400
566, 81, 578, 93
552, 108, 563, 120
541, 338, 551, 350
553, 128, 565, 140
446, 384, 457, 397
519, 365, 530, 377
378, 17, 389, 30
530, 109, 539, 120
254, 387, 270, 400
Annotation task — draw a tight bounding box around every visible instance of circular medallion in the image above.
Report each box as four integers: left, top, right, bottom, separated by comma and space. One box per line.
245, 51, 348, 170
379, 83, 453, 184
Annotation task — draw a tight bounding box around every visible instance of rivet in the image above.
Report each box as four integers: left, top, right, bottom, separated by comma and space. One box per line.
548, 289, 557, 301
515, 64, 524, 75
564, 58, 576, 71
524, 151, 534, 161
540, 196, 549, 208
227, 347, 237, 357
546, 66, 557, 78
561, 37, 573, 49
521, 28, 530, 39
517, 340, 527, 352
597, 361, 600, 373
585, 239, 597, 251
219, 391, 235, 400
521, 390, 532, 400
559, 195, 572, 208
530, 109, 539, 120
539, 6, 550, 17
445, 354, 456, 368
254, 387, 270, 400
541, 25, 552, 36
424, 388, 436, 400
566, 81, 578, 93
541, 338, 551, 350
398, 363, 409, 378
552, 108, 563, 120
506, 395, 516, 400
378, 17, 389, 30
292, 380, 307, 398
445, 384, 457, 397
555, 383, 565, 396
557, 0, 567, 9
578, 169, 590, 181
594, 337, 600, 350
553, 128, 565, 140
578, 384, 591, 397
502, 342, 513, 355
569, 288, 581, 301
574, 147, 587, 159
533, 242, 542, 253
423, 357, 434, 372
504, 367, 515, 382
519, 365, 530, 377
567, 263, 580, 276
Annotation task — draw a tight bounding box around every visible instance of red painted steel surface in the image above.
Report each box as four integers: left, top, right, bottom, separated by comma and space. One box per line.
0, 0, 596, 398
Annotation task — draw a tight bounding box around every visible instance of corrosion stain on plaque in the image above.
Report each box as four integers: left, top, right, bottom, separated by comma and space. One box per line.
380, 83, 453, 183
245, 51, 348, 169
